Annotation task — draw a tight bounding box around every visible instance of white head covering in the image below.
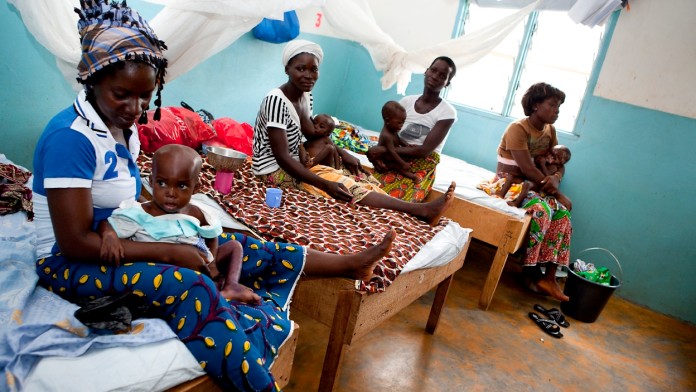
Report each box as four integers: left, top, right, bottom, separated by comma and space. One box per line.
282, 39, 324, 67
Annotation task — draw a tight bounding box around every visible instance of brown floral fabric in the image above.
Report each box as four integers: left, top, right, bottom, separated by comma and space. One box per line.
138, 152, 450, 293
0, 163, 33, 219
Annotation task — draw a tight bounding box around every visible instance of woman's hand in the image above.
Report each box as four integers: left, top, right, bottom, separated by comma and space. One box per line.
163, 244, 212, 274
338, 149, 363, 175
321, 181, 353, 202
100, 231, 124, 267
540, 174, 561, 194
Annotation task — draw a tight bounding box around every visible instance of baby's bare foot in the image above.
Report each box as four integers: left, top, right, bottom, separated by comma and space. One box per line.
220, 283, 263, 305
404, 171, 421, 183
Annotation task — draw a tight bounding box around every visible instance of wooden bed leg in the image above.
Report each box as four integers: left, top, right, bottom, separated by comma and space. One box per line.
425, 274, 454, 334
318, 290, 360, 392
479, 221, 520, 310
479, 248, 510, 310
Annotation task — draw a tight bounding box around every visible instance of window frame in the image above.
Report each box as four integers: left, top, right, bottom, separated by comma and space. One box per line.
447, 0, 619, 136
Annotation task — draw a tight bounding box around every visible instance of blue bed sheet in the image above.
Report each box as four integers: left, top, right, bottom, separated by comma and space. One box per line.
0, 161, 177, 392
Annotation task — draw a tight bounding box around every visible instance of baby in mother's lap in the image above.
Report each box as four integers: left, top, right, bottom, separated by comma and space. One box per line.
300, 113, 340, 169
372, 101, 420, 182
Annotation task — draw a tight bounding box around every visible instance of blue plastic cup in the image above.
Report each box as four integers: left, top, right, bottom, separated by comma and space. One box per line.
265, 188, 282, 208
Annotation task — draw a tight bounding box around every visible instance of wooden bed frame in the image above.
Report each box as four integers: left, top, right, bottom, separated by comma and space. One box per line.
346, 151, 531, 311
166, 236, 470, 392
290, 236, 471, 392
425, 188, 531, 310
143, 177, 476, 391
167, 323, 299, 391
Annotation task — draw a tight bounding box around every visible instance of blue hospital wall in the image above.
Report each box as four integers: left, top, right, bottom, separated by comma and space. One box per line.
319, 34, 696, 323
1, 1, 695, 324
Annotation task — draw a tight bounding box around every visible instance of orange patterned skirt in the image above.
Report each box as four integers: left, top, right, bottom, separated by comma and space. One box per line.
371, 152, 440, 202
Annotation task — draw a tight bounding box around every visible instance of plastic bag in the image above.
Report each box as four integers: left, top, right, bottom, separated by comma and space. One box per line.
208, 117, 254, 156
74, 292, 149, 332
137, 106, 216, 153
180, 100, 215, 127
575, 259, 612, 285
252, 11, 300, 44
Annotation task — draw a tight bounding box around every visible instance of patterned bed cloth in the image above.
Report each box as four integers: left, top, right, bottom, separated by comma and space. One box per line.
138, 152, 450, 293
0, 163, 33, 219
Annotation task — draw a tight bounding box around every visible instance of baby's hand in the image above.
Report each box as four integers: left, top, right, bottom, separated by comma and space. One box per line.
305, 156, 314, 168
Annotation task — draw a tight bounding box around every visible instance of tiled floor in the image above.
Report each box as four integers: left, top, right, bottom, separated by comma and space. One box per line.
285, 241, 696, 391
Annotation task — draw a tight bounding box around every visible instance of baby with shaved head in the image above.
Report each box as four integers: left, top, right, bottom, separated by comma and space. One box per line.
99, 144, 260, 304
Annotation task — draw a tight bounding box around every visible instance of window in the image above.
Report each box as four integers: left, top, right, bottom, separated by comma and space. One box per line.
446, 2, 607, 132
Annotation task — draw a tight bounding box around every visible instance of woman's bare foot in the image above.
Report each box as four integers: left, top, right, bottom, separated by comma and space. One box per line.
415, 182, 456, 226
220, 283, 263, 305
345, 230, 396, 281
536, 278, 570, 302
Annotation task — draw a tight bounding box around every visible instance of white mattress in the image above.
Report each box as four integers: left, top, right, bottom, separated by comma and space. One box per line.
346, 128, 527, 219
433, 154, 527, 219
23, 340, 205, 392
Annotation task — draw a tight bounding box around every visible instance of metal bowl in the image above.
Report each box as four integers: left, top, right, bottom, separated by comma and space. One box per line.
206, 146, 247, 172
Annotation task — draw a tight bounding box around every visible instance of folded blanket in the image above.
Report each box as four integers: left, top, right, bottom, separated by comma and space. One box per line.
138, 152, 450, 293
477, 176, 524, 203
0, 163, 33, 220
330, 120, 377, 154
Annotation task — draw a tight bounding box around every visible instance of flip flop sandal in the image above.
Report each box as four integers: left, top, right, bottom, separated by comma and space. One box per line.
534, 304, 570, 328
528, 312, 563, 338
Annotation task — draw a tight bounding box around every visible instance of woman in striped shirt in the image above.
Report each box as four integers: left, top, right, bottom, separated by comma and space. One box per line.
252, 40, 455, 226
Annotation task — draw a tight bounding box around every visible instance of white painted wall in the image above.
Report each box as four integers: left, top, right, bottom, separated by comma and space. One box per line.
595, 0, 696, 119
297, 0, 461, 50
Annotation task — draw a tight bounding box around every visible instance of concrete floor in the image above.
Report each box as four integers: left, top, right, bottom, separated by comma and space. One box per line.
285, 241, 696, 392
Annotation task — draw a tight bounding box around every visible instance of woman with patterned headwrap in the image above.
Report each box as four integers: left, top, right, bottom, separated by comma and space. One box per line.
32, 2, 396, 390
252, 40, 457, 226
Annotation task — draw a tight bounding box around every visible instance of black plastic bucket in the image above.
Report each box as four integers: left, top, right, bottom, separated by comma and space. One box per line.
561, 248, 622, 323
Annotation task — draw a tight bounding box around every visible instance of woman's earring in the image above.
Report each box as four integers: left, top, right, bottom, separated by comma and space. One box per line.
84, 85, 95, 101
138, 110, 148, 124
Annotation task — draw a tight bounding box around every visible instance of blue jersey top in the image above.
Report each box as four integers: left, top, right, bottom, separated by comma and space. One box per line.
33, 90, 142, 258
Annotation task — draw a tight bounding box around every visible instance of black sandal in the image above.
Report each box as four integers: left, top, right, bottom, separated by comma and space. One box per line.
528, 312, 563, 338
534, 304, 570, 328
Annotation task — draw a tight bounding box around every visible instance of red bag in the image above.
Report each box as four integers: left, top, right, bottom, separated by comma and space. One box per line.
137, 107, 216, 153
208, 117, 254, 156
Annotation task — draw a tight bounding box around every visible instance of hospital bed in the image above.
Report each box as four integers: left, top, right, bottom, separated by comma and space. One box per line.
347, 128, 532, 311
0, 154, 297, 392
137, 152, 472, 392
